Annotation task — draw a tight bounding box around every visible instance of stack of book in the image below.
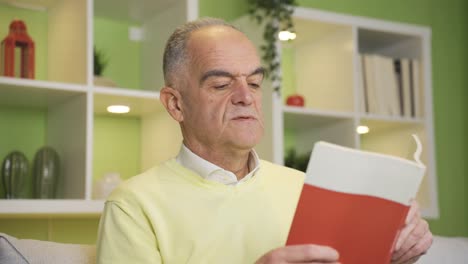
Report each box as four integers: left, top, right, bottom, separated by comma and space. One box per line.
359, 54, 422, 118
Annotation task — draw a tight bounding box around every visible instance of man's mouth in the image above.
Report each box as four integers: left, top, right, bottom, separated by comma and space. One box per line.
232, 116, 256, 120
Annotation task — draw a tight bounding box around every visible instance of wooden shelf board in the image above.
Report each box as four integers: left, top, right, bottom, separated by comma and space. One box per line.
284, 106, 355, 131
283, 105, 355, 118
359, 113, 424, 124
0, 77, 87, 108
93, 86, 164, 117
0, 199, 104, 216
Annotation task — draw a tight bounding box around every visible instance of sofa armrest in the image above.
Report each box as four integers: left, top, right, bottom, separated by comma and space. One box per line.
0, 233, 96, 264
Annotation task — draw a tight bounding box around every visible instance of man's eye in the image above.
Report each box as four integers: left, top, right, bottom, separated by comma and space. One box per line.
214, 84, 229, 89
249, 83, 260, 89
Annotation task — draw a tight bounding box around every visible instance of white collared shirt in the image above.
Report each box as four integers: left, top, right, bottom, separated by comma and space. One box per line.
176, 144, 260, 186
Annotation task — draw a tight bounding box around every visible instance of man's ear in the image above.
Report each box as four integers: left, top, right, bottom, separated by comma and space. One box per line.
160, 86, 184, 122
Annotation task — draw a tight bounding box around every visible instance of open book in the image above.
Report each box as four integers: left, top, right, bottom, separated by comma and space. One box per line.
286, 136, 425, 264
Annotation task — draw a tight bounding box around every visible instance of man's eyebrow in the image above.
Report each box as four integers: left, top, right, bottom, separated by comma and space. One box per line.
200, 70, 233, 85
250, 67, 265, 78
199, 67, 266, 85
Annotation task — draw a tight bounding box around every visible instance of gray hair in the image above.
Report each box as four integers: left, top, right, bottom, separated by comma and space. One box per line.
162, 17, 241, 86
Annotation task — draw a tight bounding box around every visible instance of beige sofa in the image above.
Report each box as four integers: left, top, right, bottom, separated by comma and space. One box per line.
0, 233, 95, 264
1, 232, 467, 264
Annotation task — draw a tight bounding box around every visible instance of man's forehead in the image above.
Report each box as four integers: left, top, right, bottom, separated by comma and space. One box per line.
189, 25, 241, 40
188, 28, 259, 65
187, 26, 256, 53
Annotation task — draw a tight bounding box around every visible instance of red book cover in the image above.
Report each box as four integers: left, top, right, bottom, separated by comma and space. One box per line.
287, 140, 425, 264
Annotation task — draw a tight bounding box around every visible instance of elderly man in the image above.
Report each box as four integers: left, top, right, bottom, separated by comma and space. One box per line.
96, 18, 432, 264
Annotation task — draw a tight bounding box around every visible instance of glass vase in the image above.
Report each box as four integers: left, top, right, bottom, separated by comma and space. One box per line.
1, 151, 29, 199
33, 146, 60, 199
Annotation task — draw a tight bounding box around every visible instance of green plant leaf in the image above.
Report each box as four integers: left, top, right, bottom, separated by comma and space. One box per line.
93, 47, 109, 76
248, 0, 297, 94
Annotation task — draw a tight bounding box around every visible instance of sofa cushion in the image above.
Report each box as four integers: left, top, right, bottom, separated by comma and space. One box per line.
417, 235, 468, 264
0, 233, 96, 264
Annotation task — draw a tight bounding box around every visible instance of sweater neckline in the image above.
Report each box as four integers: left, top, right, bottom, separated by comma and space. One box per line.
164, 158, 263, 191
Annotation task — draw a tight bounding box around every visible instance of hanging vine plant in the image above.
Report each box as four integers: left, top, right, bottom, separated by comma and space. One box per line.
248, 0, 297, 94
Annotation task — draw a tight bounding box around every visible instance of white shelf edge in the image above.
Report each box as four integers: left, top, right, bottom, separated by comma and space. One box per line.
283, 105, 355, 119
0, 200, 104, 215
294, 7, 430, 37
187, 0, 199, 21
0, 77, 88, 93
358, 113, 425, 124
93, 86, 160, 99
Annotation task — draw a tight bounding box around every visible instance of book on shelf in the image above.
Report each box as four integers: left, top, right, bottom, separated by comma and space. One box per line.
361, 54, 377, 114
358, 54, 368, 113
411, 60, 422, 118
286, 136, 425, 264
379, 55, 400, 116
360, 54, 422, 118
360, 54, 399, 116
401, 58, 412, 118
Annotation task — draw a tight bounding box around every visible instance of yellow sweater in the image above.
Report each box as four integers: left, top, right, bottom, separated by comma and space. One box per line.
97, 159, 304, 264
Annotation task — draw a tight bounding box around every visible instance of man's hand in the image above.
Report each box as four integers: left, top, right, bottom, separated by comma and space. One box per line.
391, 200, 433, 264
255, 244, 340, 264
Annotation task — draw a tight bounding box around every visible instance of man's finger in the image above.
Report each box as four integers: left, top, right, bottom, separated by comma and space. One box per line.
395, 222, 416, 252
273, 244, 339, 263
392, 230, 433, 264
395, 201, 421, 251
392, 219, 430, 261
405, 200, 420, 225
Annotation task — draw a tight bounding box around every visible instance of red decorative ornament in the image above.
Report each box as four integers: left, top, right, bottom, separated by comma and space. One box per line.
1, 20, 35, 79
286, 94, 305, 107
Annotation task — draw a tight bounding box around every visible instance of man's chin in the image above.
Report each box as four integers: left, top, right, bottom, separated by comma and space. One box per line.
225, 126, 263, 149
230, 136, 262, 151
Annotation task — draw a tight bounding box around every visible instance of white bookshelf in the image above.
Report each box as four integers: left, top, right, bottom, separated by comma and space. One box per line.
0, 0, 195, 215
235, 7, 438, 218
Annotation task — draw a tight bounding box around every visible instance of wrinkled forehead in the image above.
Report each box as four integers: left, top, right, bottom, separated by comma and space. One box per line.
186, 26, 261, 75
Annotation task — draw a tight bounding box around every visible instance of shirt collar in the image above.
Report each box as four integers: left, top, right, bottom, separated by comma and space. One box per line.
176, 144, 260, 186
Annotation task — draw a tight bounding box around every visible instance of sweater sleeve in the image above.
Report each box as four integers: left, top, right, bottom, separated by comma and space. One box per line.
96, 200, 162, 264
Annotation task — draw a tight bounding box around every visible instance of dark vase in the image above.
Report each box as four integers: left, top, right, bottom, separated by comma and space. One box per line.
1, 151, 29, 199
33, 146, 60, 199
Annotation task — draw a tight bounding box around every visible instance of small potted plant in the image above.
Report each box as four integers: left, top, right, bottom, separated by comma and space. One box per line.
93, 47, 117, 87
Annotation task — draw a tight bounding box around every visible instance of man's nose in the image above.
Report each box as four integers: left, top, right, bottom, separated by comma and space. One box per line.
231, 79, 253, 105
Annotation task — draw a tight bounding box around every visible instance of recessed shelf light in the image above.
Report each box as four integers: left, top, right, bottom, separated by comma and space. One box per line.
356, 125, 369, 134
107, 105, 130, 114
278, 30, 296, 41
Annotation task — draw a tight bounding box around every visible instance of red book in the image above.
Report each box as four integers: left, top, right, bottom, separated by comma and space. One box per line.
287, 140, 425, 264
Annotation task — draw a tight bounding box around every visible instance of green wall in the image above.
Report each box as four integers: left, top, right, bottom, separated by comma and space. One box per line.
0, 106, 46, 198
0, 218, 99, 244
93, 115, 141, 183
94, 16, 141, 89
199, 0, 248, 20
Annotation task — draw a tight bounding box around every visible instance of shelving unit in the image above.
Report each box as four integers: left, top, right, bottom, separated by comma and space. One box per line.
284, 8, 437, 218
235, 7, 438, 218
0, 0, 195, 215
0, 2, 438, 219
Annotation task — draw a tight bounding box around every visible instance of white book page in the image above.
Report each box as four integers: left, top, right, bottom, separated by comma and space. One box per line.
305, 138, 425, 206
